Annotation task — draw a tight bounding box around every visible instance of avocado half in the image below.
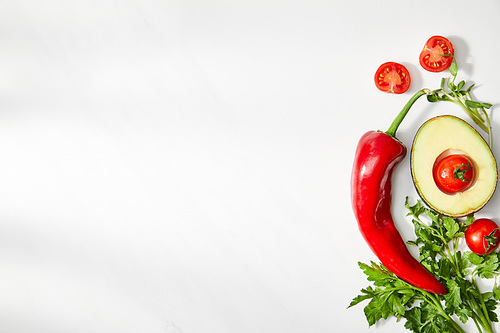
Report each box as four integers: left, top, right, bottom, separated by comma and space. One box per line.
411, 115, 497, 217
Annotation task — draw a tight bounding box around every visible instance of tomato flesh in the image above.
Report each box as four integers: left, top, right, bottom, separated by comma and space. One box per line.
419, 36, 454, 72
374, 62, 411, 94
433, 154, 475, 194
465, 219, 500, 255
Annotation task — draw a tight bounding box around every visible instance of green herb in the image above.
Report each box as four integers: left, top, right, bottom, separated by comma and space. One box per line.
426, 57, 493, 146
349, 198, 500, 333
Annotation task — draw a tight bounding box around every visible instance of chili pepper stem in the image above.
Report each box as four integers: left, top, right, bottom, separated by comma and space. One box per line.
385, 89, 430, 138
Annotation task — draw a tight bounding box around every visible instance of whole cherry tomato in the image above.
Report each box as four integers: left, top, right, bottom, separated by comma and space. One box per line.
419, 36, 454, 72
465, 218, 500, 255
433, 154, 475, 194
374, 62, 411, 94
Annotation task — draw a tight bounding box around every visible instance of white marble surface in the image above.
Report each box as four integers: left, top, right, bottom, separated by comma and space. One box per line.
2, 1, 500, 332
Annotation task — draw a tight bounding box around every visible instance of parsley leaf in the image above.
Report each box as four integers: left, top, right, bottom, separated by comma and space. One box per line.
350, 198, 500, 333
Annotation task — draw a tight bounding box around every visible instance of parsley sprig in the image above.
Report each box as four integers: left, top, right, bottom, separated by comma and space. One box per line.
426, 57, 493, 146
349, 198, 500, 333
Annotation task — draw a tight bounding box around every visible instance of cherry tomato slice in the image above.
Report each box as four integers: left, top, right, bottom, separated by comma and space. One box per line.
465, 218, 500, 255
419, 36, 454, 72
433, 154, 475, 194
374, 62, 411, 94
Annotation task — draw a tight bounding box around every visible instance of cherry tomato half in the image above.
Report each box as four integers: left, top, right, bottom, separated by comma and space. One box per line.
433, 154, 475, 194
419, 36, 454, 72
465, 218, 500, 255
374, 62, 411, 94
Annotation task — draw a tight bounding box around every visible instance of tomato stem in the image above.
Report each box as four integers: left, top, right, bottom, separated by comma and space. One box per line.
453, 164, 472, 181
483, 228, 500, 253
385, 89, 429, 138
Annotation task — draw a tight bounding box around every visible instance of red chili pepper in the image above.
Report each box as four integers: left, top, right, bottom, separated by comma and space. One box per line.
351, 90, 447, 295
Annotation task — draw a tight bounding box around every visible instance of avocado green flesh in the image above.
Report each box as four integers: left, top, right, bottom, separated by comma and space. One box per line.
411, 115, 497, 217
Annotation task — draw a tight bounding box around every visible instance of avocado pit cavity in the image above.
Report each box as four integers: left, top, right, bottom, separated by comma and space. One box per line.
432, 150, 477, 195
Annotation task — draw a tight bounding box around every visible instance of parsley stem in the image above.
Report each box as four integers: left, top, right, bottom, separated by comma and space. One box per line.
470, 296, 493, 333
470, 316, 484, 333
471, 278, 494, 333
422, 291, 465, 333
444, 231, 494, 333
467, 300, 486, 333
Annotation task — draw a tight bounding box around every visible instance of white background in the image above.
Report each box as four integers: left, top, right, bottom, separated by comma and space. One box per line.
1, 0, 500, 332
